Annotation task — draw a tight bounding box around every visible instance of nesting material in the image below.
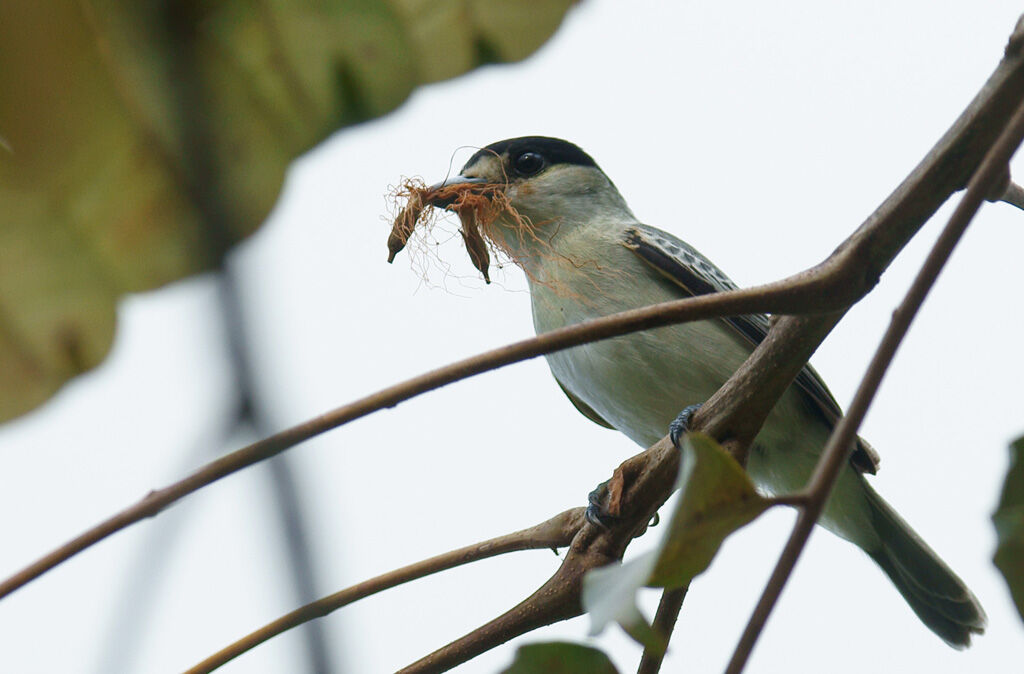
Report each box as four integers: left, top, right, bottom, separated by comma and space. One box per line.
386, 179, 525, 284
387, 179, 632, 304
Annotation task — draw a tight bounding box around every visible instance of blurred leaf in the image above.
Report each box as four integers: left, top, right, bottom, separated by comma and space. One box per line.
581, 551, 663, 653
993, 435, 1024, 623
0, 0, 573, 422
582, 434, 769, 647
501, 642, 619, 674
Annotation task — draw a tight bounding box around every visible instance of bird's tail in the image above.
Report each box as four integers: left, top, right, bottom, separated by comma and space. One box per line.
863, 485, 986, 648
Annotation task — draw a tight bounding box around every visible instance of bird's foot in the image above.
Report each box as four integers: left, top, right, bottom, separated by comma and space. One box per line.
669, 403, 703, 448
585, 403, 703, 529
585, 481, 618, 529
586, 481, 660, 531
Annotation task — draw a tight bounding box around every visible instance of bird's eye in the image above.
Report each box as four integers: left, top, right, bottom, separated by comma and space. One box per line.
513, 151, 545, 176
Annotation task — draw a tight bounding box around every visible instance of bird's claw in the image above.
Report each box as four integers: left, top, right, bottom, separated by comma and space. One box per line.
585, 481, 618, 529
669, 403, 703, 448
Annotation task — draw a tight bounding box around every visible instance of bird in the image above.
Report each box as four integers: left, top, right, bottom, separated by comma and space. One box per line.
418, 136, 985, 648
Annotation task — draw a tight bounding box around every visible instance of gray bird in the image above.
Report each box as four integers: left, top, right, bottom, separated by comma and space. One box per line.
423, 136, 985, 647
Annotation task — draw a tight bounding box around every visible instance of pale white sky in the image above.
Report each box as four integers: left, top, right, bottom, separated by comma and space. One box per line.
2, 1, 1024, 672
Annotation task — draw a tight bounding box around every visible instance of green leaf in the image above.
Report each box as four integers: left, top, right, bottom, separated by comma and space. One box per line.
0, 0, 574, 422
582, 433, 770, 646
501, 642, 619, 674
648, 432, 771, 587
993, 435, 1024, 623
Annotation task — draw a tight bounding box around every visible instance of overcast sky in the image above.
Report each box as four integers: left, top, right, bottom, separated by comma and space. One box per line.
2, 1, 1024, 673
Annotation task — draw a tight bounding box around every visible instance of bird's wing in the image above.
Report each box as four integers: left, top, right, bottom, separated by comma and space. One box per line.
555, 377, 616, 429
621, 223, 879, 474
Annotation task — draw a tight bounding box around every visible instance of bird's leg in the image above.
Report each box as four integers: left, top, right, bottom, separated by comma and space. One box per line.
669, 403, 703, 448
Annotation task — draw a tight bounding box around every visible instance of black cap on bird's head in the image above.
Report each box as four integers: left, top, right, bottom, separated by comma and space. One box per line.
423, 135, 629, 231
461, 136, 598, 177
425, 136, 608, 203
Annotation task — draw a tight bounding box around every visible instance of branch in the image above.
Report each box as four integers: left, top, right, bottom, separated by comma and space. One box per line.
396, 442, 794, 673
2, 16, 1022, 633
399, 440, 681, 674
694, 20, 1024, 450
992, 176, 1024, 210
393, 19, 1024, 672
0, 278, 860, 602
636, 586, 689, 674
184, 508, 585, 673
723, 86, 1024, 674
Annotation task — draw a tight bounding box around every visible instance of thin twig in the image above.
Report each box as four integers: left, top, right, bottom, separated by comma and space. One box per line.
2, 10, 1023, 616
395, 19, 1024, 672
92, 414, 241, 673
766, 493, 811, 509
162, 3, 336, 666
723, 94, 1024, 674
696, 24, 1024, 449
399, 442, 682, 674
998, 179, 1024, 210
185, 508, 585, 673
0, 284, 848, 603
637, 586, 689, 674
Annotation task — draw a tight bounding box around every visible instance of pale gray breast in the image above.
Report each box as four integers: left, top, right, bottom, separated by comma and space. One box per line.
527, 230, 756, 446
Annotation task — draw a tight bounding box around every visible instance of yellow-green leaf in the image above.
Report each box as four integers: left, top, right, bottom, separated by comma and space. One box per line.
0, 0, 574, 422
581, 433, 770, 648
648, 433, 771, 587
993, 435, 1024, 623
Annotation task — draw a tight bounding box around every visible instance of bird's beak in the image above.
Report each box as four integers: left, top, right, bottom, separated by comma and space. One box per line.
425, 175, 490, 207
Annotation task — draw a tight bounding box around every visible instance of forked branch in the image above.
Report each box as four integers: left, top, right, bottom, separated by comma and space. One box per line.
724, 87, 1024, 674
394, 17, 1024, 673
3, 17, 1024, 674
184, 508, 586, 673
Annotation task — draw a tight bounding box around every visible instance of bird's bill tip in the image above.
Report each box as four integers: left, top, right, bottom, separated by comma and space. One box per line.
426, 174, 488, 191
425, 175, 491, 207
